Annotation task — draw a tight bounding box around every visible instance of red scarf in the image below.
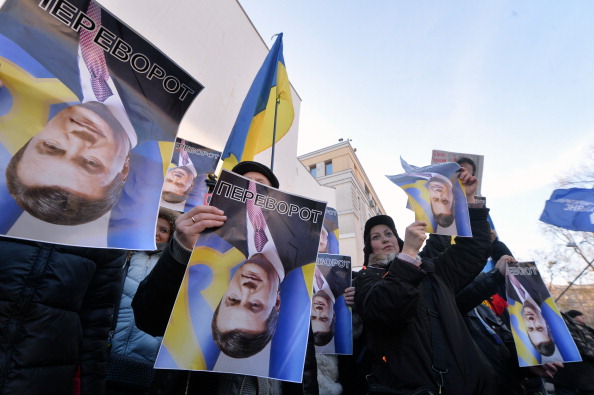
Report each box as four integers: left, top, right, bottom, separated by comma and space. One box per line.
485, 293, 508, 316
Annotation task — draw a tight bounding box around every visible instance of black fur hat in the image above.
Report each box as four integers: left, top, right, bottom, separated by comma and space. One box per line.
232, 161, 279, 189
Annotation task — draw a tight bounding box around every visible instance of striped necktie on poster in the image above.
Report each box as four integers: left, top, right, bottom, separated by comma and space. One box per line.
79, 1, 113, 102
246, 180, 268, 252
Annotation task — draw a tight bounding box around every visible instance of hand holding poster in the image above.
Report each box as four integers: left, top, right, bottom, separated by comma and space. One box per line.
431, 149, 484, 196
505, 261, 581, 367
312, 253, 352, 355
0, 0, 202, 249
160, 138, 220, 213
155, 170, 327, 382
386, 157, 472, 236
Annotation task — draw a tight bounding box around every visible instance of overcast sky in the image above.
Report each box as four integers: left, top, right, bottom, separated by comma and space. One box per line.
238, 0, 594, 268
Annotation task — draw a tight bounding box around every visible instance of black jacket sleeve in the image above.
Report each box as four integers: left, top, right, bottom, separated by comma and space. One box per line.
456, 268, 505, 315
435, 208, 492, 294
132, 237, 190, 336
491, 238, 513, 262
79, 248, 127, 395
419, 233, 452, 260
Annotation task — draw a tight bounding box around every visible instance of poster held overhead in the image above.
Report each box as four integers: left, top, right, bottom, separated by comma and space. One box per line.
0, 0, 202, 249
387, 157, 471, 236
431, 149, 484, 196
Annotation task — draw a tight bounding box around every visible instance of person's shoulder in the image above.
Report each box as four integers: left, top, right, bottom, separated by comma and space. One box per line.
354, 266, 387, 283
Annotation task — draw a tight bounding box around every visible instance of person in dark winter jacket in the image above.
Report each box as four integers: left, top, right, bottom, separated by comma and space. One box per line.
354, 168, 497, 394
132, 161, 318, 395
0, 236, 127, 394
106, 208, 179, 395
455, 253, 562, 395
553, 310, 594, 395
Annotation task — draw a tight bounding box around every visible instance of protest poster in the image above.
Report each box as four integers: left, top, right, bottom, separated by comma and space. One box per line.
386, 158, 471, 236
506, 261, 581, 367
312, 253, 352, 355
155, 170, 327, 382
160, 138, 220, 213
319, 206, 340, 254
0, 0, 202, 249
431, 149, 484, 196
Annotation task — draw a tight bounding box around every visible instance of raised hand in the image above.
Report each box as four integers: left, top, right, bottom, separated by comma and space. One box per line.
174, 205, 227, 249
402, 221, 427, 262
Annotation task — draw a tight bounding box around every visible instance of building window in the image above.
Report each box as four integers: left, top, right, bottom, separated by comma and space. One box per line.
325, 160, 333, 175
310, 165, 317, 178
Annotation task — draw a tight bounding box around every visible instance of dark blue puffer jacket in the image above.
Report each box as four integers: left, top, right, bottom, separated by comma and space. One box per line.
0, 237, 126, 395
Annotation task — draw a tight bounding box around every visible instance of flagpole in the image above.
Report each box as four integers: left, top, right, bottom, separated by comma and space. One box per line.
270, 33, 281, 172
270, 96, 279, 172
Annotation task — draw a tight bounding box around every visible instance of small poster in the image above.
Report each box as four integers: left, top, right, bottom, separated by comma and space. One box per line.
319, 206, 340, 254
155, 170, 327, 382
506, 261, 581, 367
160, 138, 220, 213
386, 158, 471, 236
312, 253, 352, 355
431, 149, 484, 196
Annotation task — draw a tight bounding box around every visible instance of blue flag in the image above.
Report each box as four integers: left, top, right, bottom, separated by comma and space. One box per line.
539, 188, 594, 232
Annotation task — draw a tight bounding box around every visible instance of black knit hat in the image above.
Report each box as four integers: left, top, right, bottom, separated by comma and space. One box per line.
566, 310, 583, 318
363, 215, 404, 266
232, 161, 279, 189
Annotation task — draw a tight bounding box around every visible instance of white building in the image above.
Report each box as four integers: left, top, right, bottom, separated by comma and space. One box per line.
299, 140, 387, 269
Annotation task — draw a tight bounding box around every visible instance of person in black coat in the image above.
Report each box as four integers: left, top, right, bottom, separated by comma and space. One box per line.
355, 168, 497, 394
0, 236, 127, 394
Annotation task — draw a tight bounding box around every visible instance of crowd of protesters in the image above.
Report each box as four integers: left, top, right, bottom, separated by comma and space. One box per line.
1, 157, 593, 395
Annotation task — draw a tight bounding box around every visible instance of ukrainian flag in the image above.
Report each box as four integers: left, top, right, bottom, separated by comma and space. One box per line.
221, 33, 294, 170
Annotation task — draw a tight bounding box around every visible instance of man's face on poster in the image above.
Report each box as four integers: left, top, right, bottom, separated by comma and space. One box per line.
16, 104, 130, 200
311, 290, 334, 336
428, 178, 453, 217
162, 166, 194, 199
215, 256, 281, 336
523, 302, 552, 351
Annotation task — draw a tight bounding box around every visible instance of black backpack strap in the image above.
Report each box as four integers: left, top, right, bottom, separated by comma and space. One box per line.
421, 278, 448, 394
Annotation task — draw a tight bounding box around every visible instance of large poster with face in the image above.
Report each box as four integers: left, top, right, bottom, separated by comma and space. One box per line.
386, 158, 471, 236
154, 170, 327, 382
312, 253, 352, 355
0, 0, 202, 249
160, 138, 220, 213
506, 261, 581, 367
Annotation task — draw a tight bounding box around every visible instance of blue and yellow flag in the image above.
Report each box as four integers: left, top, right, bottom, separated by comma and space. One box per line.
221, 33, 294, 171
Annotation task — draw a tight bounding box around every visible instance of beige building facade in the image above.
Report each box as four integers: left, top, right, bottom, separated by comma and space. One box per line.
299, 141, 386, 270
